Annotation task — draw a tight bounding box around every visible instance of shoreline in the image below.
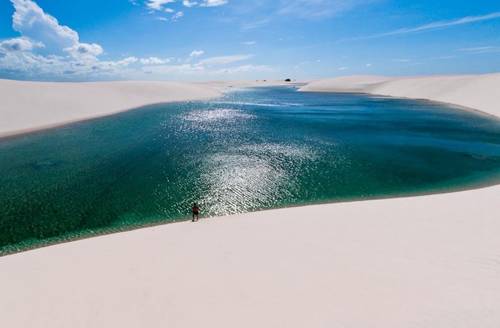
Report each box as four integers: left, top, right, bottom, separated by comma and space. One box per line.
2, 168, 499, 258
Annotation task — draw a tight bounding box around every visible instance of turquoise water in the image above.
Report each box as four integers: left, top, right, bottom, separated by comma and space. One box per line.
1, 86, 500, 254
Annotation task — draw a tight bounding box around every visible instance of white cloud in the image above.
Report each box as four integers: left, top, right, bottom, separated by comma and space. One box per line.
200, 0, 228, 7
190, 50, 205, 57
1, 1, 270, 80
242, 41, 257, 46
64, 43, 103, 59
0, 37, 43, 52
139, 57, 171, 65
0, 0, 140, 79
9, 0, 105, 63
145, 0, 228, 23
146, 0, 175, 11
116, 57, 139, 65
141, 53, 261, 77
197, 54, 253, 66
338, 66, 349, 71
183, 0, 198, 7
11, 0, 80, 53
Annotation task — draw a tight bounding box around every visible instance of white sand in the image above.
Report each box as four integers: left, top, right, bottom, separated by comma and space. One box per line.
300, 73, 500, 117
0, 79, 225, 137
1, 75, 500, 327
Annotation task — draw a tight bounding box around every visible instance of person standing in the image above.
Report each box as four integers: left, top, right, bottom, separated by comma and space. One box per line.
192, 203, 200, 222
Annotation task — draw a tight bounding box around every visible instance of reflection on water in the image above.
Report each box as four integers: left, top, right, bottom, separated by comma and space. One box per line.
199, 143, 316, 216
182, 108, 255, 123
1, 86, 500, 253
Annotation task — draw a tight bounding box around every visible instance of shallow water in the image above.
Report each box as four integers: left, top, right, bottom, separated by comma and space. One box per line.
1, 86, 500, 253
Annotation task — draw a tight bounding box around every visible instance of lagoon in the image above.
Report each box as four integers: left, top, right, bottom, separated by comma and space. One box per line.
1, 86, 499, 253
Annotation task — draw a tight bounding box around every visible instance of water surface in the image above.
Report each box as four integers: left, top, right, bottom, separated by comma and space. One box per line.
1, 87, 500, 253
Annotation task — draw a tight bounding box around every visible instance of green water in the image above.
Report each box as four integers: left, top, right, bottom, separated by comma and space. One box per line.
1, 87, 500, 254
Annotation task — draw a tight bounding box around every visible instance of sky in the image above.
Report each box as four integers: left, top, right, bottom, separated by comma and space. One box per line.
0, 0, 499, 81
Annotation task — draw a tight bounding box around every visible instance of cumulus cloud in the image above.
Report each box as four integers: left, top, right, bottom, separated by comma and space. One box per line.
8, 0, 106, 62
1, 0, 267, 80
0, 0, 141, 79
64, 43, 104, 59
0, 37, 43, 52
11, 0, 81, 53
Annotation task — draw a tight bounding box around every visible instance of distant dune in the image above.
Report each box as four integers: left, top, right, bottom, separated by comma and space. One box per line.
300, 73, 500, 118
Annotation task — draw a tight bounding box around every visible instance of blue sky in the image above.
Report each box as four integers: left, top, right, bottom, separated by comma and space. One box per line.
1, 0, 500, 81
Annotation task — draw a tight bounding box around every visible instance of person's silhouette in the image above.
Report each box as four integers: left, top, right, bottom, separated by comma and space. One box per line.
192, 203, 200, 222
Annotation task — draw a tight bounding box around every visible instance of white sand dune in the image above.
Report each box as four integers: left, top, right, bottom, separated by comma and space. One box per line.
1, 75, 500, 327
300, 73, 500, 117
0, 79, 224, 137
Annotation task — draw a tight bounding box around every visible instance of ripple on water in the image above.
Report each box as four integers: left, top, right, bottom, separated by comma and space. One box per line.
198, 143, 318, 216
181, 108, 255, 123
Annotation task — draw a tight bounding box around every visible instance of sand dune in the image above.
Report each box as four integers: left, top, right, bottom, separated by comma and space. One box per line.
300, 73, 500, 117
1, 75, 500, 327
0, 79, 225, 137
